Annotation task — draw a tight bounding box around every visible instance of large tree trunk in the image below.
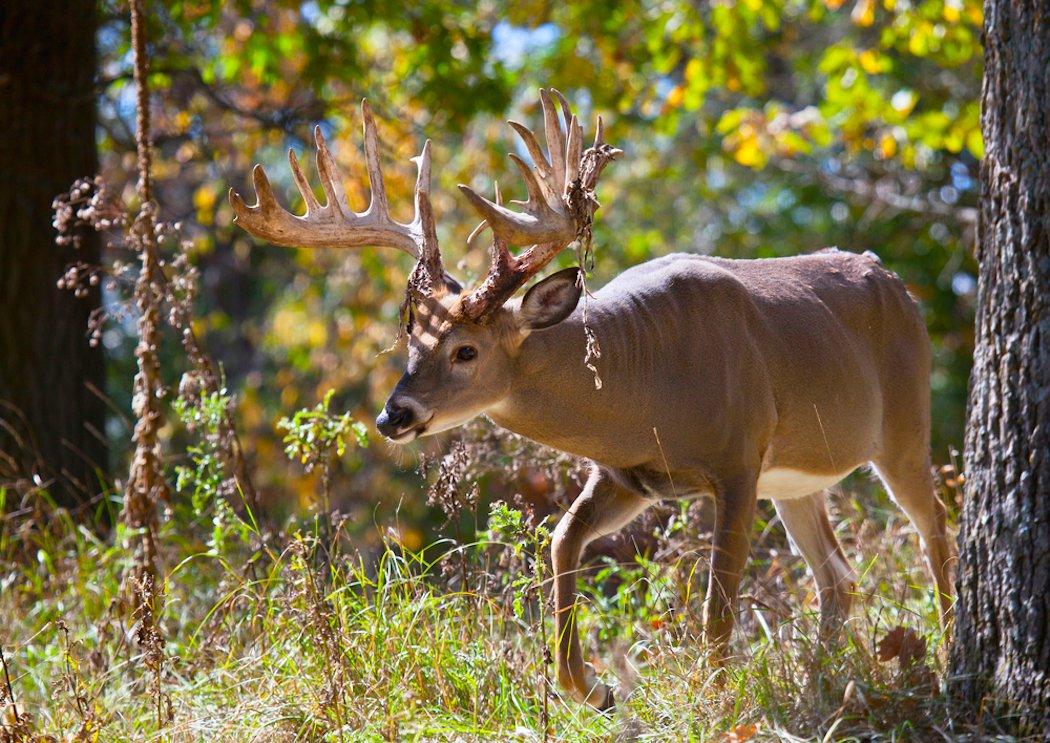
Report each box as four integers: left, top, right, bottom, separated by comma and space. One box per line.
0, 3, 107, 510
950, 0, 1050, 734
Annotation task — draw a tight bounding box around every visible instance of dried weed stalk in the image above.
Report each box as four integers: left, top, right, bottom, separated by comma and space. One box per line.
53, 0, 259, 556
287, 539, 352, 736
121, 0, 166, 614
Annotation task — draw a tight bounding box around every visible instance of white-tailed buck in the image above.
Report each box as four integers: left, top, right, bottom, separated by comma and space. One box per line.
231, 90, 954, 709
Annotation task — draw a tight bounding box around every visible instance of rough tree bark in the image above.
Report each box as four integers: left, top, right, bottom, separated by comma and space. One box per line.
0, 2, 107, 508
950, 0, 1049, 734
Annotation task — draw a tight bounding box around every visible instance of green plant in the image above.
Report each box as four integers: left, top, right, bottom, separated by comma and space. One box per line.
278, 390, 369, 558
173, 388, 254, 556
277, 390, 368, 474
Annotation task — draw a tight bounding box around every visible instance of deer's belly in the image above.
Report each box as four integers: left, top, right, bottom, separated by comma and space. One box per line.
621, 464, 856, 501
756, 467, 855, 500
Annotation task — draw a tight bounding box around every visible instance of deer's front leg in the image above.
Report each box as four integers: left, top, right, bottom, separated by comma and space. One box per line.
702, 472, 757, 662
551, 467, 649, 710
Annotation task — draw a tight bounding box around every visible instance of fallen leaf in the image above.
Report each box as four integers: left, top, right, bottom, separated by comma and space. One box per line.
877, 626, 926, 666
722, 722, 758, 742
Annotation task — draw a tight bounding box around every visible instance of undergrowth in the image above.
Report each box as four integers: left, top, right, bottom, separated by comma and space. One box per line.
1, 470, 961, 742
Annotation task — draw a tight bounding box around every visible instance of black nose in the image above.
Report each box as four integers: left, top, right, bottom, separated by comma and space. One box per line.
376, 402, 415, 437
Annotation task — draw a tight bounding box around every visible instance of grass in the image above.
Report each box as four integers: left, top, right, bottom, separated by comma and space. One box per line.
0, 478, 959, 742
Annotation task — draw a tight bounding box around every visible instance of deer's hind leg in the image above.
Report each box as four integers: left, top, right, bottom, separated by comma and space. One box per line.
703, 473, 758, 661
551, 466, 650, 710
872, 455, 955, 626
774, 491, 856, 634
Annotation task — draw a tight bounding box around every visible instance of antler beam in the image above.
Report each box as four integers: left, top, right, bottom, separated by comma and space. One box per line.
459, 89, 622, 319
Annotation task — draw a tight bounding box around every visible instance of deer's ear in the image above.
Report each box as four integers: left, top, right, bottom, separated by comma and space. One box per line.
518, 267, 582, 330
442, 272, 463, 294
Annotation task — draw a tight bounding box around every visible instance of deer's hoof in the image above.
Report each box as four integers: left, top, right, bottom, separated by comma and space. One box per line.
580, 663, 615, 712
558, 662, 616, 710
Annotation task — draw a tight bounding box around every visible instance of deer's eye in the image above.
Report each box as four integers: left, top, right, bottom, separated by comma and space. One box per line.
454, 345, 477, 362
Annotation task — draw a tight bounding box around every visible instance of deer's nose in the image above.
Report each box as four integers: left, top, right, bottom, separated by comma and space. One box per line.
376, 402, 415, 436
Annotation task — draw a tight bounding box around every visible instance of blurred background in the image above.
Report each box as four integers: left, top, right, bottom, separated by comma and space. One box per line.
2, 0, 980, 546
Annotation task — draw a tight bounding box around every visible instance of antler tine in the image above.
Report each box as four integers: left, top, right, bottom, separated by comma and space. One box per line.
540, 88, 567, 196
251, 164, 277, 210
465, 180, 500, 246
360, 100, 390, 219
551, 88, 574, 132
287, 149, 321, 215
507, 153, 548, 206
466, 218, 488, 246
411, 139, 443, 276
593, 115, 606, 148
313, 125, 351, 217
488, 182, 514, 266
230, 99, 451, 264
564, 115, 582, 187
508, 120, 552, 177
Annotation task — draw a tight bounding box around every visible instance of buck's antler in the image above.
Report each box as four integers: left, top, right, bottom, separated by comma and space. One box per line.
458, 89, 621, 319
229, 100, 445, 285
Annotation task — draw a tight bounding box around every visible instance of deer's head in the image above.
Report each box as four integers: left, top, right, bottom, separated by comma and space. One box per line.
230, 90, 620, 442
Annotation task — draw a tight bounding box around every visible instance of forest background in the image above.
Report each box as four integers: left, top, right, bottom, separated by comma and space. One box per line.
75, 0, 980, 540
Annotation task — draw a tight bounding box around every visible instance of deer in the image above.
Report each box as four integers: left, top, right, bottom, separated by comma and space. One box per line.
230, 90, 955, 710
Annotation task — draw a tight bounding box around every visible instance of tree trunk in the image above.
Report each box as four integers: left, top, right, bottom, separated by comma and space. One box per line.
0, 3, 107, 510
950, 0, 1050, 734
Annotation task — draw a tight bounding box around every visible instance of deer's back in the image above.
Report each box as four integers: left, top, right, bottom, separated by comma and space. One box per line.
564, 250, 928, 476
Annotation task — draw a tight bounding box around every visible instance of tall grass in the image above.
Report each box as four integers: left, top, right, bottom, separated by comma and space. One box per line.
0, 471, 966, 742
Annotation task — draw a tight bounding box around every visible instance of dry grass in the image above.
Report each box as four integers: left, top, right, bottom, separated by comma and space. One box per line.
0, 474, 969, 742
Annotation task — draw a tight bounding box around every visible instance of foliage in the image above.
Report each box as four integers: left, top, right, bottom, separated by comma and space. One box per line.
173, 389, 254, 555
484, 500, 552, 621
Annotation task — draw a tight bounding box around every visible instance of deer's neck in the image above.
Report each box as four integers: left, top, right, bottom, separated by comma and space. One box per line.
485, 316, 656, 468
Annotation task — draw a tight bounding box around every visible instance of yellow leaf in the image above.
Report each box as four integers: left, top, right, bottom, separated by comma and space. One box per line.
901, 143, 916, 168
730, 134, 768, 169
307, 319, 328, 347
858, 49, 883, 74
193, 185, 217, 226
684, 58, 703, 84
967, 128, 985, 159
877, 132, 898, 159
908, 22, 932, 55
824, 0, 846, 9
666, 85, 685, 109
